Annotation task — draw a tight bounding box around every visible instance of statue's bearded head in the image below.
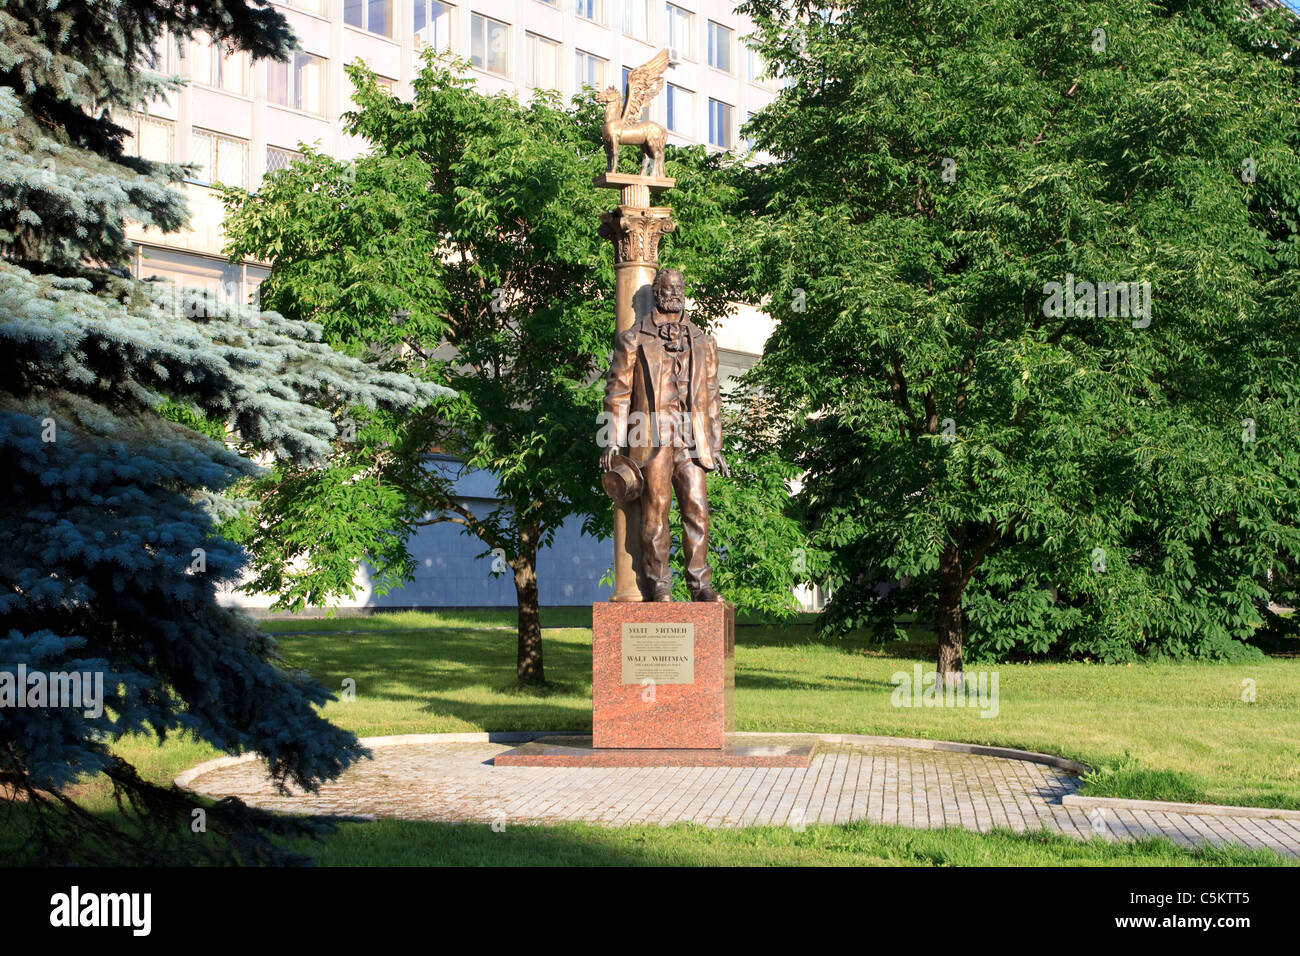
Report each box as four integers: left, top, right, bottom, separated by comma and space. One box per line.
653, 268, 686, 317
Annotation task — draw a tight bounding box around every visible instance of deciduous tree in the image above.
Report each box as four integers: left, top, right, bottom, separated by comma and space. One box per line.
739, 0, 1300, 679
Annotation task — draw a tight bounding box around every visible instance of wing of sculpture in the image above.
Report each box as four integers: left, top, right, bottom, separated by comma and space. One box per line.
621, 48, 670, 124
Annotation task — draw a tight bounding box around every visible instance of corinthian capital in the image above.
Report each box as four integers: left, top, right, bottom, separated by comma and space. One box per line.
598, 207, 677, 265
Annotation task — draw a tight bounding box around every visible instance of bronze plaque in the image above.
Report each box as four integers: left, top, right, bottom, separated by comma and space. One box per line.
621, 622, 695, 684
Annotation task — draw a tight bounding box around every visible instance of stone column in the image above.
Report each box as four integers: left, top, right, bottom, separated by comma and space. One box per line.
595, 174, 676, 602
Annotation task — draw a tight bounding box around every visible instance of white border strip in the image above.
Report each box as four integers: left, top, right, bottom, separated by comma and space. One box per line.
1062, 793, 1300, 821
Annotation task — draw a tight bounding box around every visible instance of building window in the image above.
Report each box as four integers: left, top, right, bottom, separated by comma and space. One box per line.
666, 83, 692, 135
708, 98, 732, 148
414, 0, 453, 49
575, 0, 602, 24
470, 13, 510, 76
265, 145, 304, 178
526, 33, 560, 90
355, 75, 396, 106
746, 43, 764, 83
191, 129, 249, 187
622, 0, 653, 42
744, 110, 756, 150
124, 114, 174, 163
707, 21, 733, 73
191, 35, 249, 95
345, 0, 393, 37
145, 30, 182, 75
268, 52, 325, 115
665, 4, 694, 59
575, 50, 607, 90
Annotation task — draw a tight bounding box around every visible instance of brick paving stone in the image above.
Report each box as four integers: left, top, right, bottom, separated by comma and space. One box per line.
647, 767, 689, 824
180, 737, 1299, 859
1178, 813, 1226, 849
1257, 816, 1300, 848
737, 769, 774, 824
749, 769, 783, 826
832, 754, 860, 825
818, 752, 845, 824
1274, 819, 1300, 842
1239, 817, 1290, 854
1126, 809, 1164, 842
1210, 813, 1265, 850
707, 766, 755, 826
880, 753, 898, 826
1106, 809, 1145, 843
1147, 811, 1194, 847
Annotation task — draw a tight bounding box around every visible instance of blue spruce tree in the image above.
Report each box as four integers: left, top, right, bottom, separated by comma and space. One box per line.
0, 1, 446, 862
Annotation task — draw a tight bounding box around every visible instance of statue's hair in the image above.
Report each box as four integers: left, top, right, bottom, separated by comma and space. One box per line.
653, 267, 684, 292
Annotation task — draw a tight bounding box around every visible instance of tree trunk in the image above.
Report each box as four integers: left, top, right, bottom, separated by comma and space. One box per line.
513, 533, 544, 685
936, 540, 964, 687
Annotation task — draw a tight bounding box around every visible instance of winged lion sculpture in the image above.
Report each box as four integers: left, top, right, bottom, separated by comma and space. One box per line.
596, 48, 670, 179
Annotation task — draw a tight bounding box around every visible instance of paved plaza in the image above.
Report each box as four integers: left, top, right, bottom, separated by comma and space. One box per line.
178, 733, 1300, 858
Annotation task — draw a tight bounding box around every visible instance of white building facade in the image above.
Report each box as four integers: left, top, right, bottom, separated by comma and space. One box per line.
126, 0, 780, 311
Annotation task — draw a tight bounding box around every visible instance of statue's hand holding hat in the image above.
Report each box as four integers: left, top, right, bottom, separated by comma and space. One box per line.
601, 453, 643, 504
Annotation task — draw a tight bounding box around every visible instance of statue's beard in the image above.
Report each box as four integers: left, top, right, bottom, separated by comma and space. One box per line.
656, 295, 684, 314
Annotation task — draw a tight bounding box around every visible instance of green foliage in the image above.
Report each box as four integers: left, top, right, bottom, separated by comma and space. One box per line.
669, 404, 812, 616
220, 405, 433, 607
221, 51, 802, 638
738, 0, 1300, 663
155, 397, 231, 443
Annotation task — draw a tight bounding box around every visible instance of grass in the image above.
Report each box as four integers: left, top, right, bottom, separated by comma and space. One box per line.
291, 818, 1291, 867
8, 607, 1299, 865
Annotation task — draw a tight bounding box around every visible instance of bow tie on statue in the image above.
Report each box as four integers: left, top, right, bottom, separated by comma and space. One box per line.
659, 320, 689, 352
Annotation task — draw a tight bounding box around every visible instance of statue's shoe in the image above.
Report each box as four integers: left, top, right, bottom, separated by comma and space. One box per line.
651, 584, 673, 602
690, 587, 725, 603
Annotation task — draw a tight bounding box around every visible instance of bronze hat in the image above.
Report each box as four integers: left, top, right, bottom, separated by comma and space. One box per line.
601, 453, 644, 503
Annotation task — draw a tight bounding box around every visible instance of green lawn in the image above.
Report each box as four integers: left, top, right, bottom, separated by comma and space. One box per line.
293, 818, 1288, 867
8, 607, 1299, 866
257, 610, 1300, 811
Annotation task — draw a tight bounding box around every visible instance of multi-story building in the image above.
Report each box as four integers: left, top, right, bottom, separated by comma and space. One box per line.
125, 1, 779, 317
126, 1, 787, 609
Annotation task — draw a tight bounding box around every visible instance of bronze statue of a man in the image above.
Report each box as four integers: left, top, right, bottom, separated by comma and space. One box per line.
600, 268, 730, 602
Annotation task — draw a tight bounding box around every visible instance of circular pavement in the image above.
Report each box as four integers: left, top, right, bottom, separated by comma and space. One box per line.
176, 732, 1300, 857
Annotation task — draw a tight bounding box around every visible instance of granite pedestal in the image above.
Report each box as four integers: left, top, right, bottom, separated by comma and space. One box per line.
592, 600, 733, 749
490, 601, 790, 767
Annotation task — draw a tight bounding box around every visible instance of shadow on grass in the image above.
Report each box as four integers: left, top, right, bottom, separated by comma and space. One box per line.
735, 668, 900, 692
413, 695, 592, 731
494, 678, 587, 697
735, 623, 941, 660
277, 619, 918, 714
281, 627, 591, 701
